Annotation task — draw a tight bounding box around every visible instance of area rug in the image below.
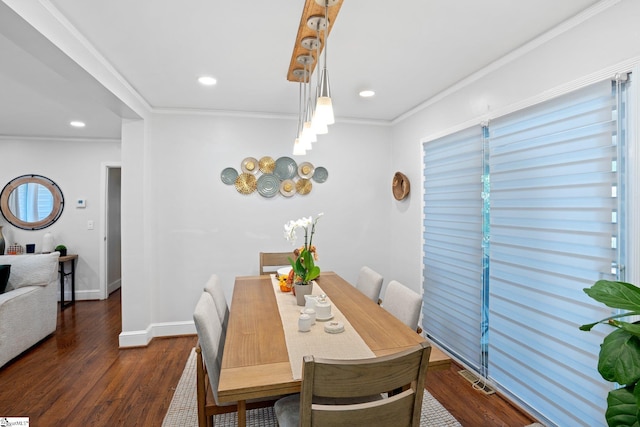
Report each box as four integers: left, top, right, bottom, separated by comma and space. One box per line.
162, 348, 462, 427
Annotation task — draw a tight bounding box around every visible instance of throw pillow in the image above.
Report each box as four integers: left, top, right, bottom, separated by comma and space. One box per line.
0, 265, 10, 294
4, 253, 58, 291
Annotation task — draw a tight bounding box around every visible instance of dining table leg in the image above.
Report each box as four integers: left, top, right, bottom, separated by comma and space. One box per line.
237, 400, 246, 427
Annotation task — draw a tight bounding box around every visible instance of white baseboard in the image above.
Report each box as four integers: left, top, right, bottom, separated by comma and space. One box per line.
107, 279, 121, 295
57, 289, 103, 301
118, 326, 153, 347
118, 321, 195, 348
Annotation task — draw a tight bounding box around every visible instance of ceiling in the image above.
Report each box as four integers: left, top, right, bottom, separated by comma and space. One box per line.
0, 0, 604, 140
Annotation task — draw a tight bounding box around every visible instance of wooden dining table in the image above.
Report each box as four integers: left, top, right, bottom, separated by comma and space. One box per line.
217, 271, 451, 426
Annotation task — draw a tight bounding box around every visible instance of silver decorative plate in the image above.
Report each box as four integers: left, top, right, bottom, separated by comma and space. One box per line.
221, 167, 239, 185
312, 166, 328, 183
257, 174, 280, 198
274, 157, 298, 180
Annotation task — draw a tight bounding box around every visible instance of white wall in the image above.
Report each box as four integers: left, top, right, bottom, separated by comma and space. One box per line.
0, 137, 121, 300
389, 0, 640, 295
10, 0, 638, 348
119, 112, 391, 343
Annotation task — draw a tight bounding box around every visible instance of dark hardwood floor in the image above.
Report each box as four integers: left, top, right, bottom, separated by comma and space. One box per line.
0, 289, 535, 426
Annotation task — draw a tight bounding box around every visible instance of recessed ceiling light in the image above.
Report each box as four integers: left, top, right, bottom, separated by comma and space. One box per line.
198, 76, 217, 86
359, 90, 375, 98
70, 121, 86, 128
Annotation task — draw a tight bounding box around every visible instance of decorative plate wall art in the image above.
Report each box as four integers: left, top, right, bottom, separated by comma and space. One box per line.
221, 156, 328, 198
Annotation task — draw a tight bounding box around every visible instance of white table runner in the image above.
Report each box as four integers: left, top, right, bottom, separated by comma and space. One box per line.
270, 275, 375, 380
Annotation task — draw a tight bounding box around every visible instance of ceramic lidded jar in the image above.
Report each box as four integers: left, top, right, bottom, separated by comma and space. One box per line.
298, 313, 312, 332
315, 295, 332, 319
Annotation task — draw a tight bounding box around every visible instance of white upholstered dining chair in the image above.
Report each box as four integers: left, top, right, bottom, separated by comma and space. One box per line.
203, 274, 229, 329
203, 274, 229, 367
273, 342, 432, 427
381, 280, 422, 333
193, 292, 274, 427
355, 266, 384, 303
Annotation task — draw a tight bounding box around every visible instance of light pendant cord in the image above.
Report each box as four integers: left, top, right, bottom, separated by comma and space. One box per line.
323, 0, 328, 72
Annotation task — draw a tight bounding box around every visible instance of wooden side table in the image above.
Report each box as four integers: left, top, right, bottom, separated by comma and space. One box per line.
59, 254, 78, 309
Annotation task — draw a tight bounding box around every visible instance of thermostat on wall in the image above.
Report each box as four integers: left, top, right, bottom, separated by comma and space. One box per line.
76, 199, 86, 208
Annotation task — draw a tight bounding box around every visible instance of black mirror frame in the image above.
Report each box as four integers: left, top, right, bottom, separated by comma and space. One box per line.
0, 174, 65, 230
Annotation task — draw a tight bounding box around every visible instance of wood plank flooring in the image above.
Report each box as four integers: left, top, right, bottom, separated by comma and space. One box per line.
0, 289, 536, 426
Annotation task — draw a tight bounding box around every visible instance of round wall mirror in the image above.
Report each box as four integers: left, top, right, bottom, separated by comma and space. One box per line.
0, 174, 65, 230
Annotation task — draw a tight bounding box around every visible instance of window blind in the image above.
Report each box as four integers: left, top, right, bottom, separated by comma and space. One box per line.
488, 79, 625, 426
422, 126, 484, 371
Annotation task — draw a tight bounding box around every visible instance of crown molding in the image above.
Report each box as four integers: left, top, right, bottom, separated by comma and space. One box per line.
394, 0, 623, 125
0, 134, 121, 144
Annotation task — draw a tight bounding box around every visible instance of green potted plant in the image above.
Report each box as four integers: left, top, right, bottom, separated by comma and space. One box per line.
284, 213, 322, 306
581, 280, 640, 426
55, 244, 67, 257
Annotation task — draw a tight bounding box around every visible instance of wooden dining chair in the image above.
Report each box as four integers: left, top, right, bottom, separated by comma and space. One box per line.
259, 252, 292, 275
273, 342, 431, 427
355, 266, 384, 303
193, 292, 274, 427
381, 280, 423, 333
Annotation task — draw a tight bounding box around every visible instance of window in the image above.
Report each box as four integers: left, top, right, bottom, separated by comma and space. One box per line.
423, 76, 630, 426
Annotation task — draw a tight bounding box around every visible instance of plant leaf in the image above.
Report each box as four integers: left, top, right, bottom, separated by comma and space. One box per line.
584, 281, 640, 311
580, 321, 600, 331
581, 313, 640, 332
606, 387, 640, 427
599, 328, 640, 385
306, 266, 320, 282
618, 322, 640, 339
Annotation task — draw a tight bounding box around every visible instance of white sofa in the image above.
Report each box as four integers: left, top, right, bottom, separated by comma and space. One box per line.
0, 252, 59, 368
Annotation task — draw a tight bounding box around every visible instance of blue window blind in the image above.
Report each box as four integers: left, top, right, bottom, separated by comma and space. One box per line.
488, 79, 626, 426
422, 126, 484, 371
422, 77, 629, 427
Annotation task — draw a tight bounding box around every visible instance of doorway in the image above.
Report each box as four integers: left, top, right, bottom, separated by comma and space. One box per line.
103, 165, 121, 298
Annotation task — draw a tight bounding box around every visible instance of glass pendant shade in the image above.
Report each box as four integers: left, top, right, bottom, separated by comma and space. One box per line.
315, 68, 334, 125
302, 122, 315, 149
301, 95, 316, 146
293, 137, 306, 155
311, 109, 328, 134
315, 96, 334, 126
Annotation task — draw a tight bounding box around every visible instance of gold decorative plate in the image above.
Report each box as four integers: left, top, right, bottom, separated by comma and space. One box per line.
235, 173, 257, 194
241, 157, 259, 174
295, 178, 312, 195
298, 162, 315, 179
259, 156, 276, 174
280, 179, 296, 197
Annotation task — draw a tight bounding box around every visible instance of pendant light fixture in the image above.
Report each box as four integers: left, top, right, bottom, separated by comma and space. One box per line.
311, 29, 328, 135
314, 0, 335, 126
287, 0, 342, 154
292, 71, 307, 156
298, 56, 314, 151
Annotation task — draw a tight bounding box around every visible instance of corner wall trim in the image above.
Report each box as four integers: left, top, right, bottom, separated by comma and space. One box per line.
118, 321, 196, 348
118, 326, 152, 348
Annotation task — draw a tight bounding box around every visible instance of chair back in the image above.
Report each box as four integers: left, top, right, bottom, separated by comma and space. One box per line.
204, 274, 229, 328
259, 252, 292, 275
355, 266, 383, 302
193, 292, 223, 404
382, 280, 422, 331
300, 342, 431, 426
204, 274, 229, 368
